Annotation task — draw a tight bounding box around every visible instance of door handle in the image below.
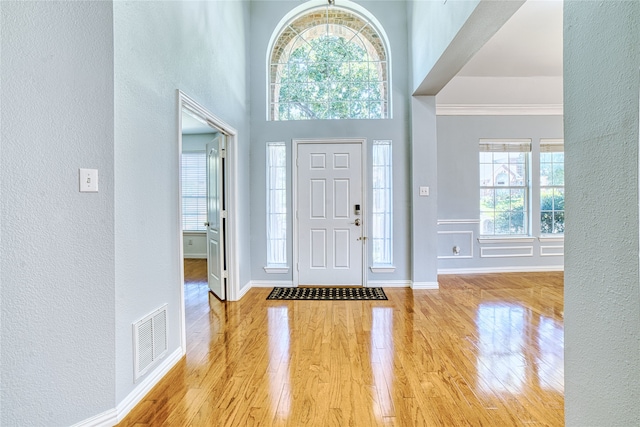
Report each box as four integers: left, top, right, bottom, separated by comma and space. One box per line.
204, 222, 210, 227
352, 218, 361, 226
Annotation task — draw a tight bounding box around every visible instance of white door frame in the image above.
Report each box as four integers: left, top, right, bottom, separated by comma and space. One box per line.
292, 138, 368, 287
177, 90, 240, 353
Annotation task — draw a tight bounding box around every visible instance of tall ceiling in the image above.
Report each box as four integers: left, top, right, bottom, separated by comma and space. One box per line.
437, 0, 563, 108
457, 0, 563, 78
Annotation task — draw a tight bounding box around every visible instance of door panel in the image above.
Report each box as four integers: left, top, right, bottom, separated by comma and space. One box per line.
297, 142, 363, 286
207, 136, 226, 300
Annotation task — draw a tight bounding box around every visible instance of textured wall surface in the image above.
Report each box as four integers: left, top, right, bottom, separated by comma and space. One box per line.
564, 1, 640, 425
0, 2, 116, 425
113, 0, 251, 403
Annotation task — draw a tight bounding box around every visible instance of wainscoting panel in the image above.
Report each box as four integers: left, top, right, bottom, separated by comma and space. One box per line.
540, 245, 564, 257
480, 246, 534, 258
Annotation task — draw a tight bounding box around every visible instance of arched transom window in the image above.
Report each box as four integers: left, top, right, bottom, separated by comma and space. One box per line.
269, 6, 390, 121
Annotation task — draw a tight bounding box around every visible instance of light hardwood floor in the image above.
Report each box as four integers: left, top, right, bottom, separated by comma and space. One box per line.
118, 259, 564, 426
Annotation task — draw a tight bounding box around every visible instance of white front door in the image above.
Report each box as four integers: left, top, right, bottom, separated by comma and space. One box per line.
296, 141, 364, 286
206, 135, 226, 300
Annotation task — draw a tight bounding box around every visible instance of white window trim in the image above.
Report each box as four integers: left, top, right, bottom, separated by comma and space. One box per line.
479, 139, 532, 237
266, 142, 288, 268
266, 0, 393, 121
539, 139, 565, 236
371, 140, 393, 267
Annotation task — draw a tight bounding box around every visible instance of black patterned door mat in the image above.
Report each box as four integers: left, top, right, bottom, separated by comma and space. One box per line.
267, 287, 387, 300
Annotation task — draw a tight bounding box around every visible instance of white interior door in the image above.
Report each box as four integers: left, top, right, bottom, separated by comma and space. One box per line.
206, 135, 226, 300
297, 142, 363, 286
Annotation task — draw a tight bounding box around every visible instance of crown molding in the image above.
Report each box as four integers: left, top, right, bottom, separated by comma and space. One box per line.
436, 103, 563, 116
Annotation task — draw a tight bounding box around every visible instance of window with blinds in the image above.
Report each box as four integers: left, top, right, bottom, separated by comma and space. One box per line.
540, 139, 564, 234
267, 143, 287, 266
479, 139, 531, 236
181, 151, 207, 232
372, 140, 393, 265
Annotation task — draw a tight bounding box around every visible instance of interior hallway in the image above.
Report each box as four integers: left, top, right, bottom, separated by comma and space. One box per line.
118, 260, 564, 426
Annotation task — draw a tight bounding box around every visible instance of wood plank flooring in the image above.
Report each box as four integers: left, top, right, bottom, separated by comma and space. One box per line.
118, 260, 564, 426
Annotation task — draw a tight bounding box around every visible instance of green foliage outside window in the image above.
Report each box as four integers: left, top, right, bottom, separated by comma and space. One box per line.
276, 34, 385, 120
540, 152, 565, 234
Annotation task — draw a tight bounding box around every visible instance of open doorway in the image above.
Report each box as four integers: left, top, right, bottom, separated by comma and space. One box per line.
177, 91, 239, 350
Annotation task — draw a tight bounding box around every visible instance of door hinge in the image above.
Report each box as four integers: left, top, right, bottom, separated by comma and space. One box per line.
221, 210, 227, 219
221, 148, 226, 158
296, 263, 299, 271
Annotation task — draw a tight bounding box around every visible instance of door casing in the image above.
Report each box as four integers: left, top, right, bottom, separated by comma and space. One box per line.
178, 90, 239, 353
292, 138, 368, 287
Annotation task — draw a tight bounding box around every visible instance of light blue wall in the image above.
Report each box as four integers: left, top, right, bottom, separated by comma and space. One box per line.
1, 2, 115, 425
437, 115, 564, 271
564, 1, 640, 425
114, 0, 251, 404
249, 0, 412, 283
409, 0, 479, 93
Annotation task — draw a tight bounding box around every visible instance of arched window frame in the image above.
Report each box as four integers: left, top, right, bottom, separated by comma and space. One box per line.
266, 0, 392, 121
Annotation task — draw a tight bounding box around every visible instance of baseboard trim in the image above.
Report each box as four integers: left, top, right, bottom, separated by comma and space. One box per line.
367, 280, 412, 288
183, 254, 207, 259
70, 409, 118, 427
233, 280, 252, 301
411, 281, 439, 290
438, 265, 564, 275
70, 347, 184, 427
251, 280, 294, 288
116, 347, 184, 423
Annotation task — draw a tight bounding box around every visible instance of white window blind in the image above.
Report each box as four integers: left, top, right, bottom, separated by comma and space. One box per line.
372, 140, 393, 265
181, 151, 207, 232
267, 143, 287, 266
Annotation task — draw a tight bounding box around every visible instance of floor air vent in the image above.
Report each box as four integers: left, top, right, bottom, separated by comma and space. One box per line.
133, 304, 168, 381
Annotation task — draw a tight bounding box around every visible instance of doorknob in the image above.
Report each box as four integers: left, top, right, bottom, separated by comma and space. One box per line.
352, 218, 361, 226
204, 222, 210, 227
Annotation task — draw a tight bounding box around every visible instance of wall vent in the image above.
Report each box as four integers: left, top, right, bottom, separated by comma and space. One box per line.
133, 304, 168, 381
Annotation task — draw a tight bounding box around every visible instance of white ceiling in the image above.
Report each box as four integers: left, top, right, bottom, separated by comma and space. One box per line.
437, 0, 563, 107
457, 0, 563, 78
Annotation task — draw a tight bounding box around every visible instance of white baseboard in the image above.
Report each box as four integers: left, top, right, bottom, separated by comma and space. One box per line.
438, 265, 564, 275
183, 253, 206, 259
251, 280, 294, 288
411, 281, 439, 290
70, 347, 184, 427
70, 409, 118, 427
367, 280, 412, 288
236, 280, 253, 300
116, 347, 184, 423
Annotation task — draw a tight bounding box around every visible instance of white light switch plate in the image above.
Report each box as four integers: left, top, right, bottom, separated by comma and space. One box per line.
79, 168, 98, 192
419, 186, 429, 196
